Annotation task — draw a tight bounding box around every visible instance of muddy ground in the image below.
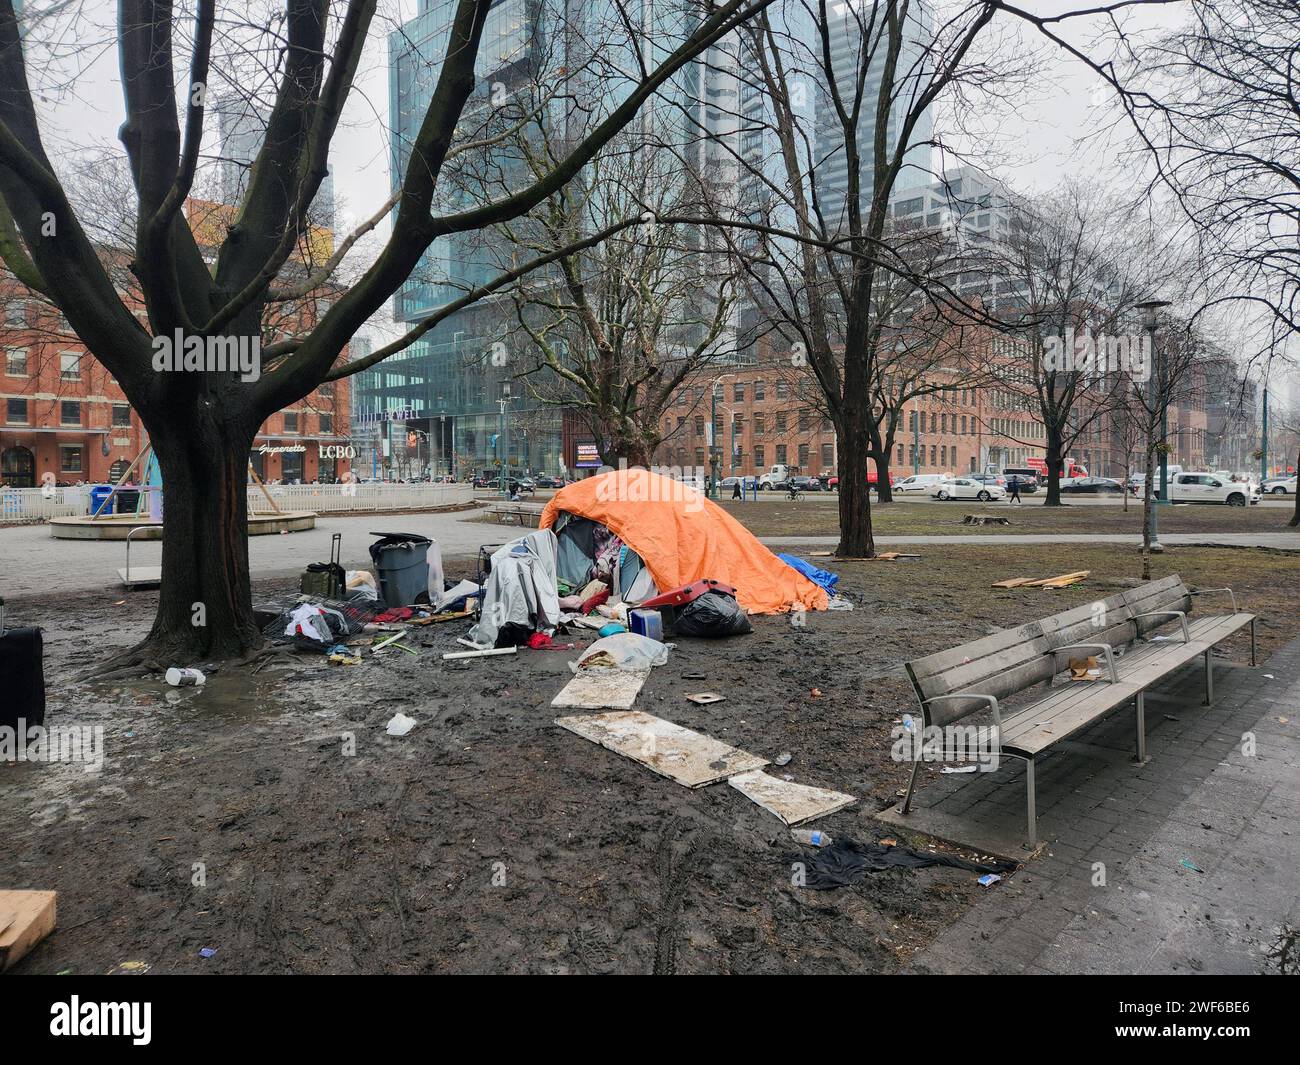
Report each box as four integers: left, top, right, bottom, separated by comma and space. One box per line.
4, 543, 1298, 974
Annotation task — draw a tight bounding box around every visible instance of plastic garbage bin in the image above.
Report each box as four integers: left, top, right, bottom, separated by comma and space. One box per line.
116, 488, 141, 514
368, 531, 432, 608
89, 485, 115, 516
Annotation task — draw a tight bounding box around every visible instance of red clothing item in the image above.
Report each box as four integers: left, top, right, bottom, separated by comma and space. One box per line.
580, 588, 610, 615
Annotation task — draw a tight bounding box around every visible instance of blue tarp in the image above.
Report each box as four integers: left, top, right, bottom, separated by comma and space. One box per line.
777, 553, 839, 592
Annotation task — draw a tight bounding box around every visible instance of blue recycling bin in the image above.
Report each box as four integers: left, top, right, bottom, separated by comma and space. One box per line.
89, 485, 115, 516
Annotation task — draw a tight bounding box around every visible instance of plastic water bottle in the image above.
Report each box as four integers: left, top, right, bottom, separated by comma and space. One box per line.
791, 828, 832, 847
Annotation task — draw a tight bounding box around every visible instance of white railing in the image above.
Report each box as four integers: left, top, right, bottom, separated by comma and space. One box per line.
1, 485, 91, 522
248, 482, 473, 513
0, 482, 472, 522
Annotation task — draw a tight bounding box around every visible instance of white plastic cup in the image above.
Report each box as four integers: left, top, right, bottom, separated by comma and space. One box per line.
165, 667, 206, 687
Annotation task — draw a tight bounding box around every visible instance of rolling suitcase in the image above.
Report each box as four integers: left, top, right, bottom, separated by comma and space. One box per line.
301, 533, 345, 600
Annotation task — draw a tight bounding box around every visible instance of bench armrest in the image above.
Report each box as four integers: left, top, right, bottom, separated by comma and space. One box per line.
921, 693, 1002, 732
1189, 587, 1238, 613
1132, 610, 1191, 642
1052, 642, 1120, 683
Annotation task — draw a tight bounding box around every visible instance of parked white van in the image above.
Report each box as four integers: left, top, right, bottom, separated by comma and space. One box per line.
1168, 472, 1259, 506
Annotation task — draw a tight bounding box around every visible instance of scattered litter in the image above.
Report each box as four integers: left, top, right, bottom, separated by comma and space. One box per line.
685, 692, 725, 705
786, 837, 1015, 889
597, 622, 627, 637
106, 960, 151, 975
555, 710, 767, 788
164, 666, 206, 687
1069, 656, 1103, 681
994, 570, 1089, 589
827, 595, 854, 610
940, 765, 979, 774
0, 890, 57, 972
682, 672, 707, 680
791, 828, 832, 847
198, 947, 217, 959
1263, 674, 1274, 679
1180, 858, 1204, 874
810, 688, 822, 698
386, 713, 416, 737
1279, 716, 1289, 724
774, 751, 792, 766
977, 873, 1002, 887
878, 838, 898, 847
571, 632, 671, 672
372, 631, 407, 652
729, 769, 856, 825
442, 646, 517, 661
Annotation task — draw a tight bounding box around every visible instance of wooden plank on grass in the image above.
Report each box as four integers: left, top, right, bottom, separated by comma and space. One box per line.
992, 577, 1038, 588
0, 890, 56, 972
1022, 570, 1089, 588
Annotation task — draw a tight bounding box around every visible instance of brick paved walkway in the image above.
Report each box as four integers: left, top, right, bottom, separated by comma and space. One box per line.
904, 636, 1300, 975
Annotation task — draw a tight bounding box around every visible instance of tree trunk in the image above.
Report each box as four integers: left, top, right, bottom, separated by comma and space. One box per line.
123, 414, 262, 667
874, 452, 894, 503
835, 420, 875, 558
1044, 432, 1064, 507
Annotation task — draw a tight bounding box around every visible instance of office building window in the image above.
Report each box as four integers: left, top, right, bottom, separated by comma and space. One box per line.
822, 443, 834, 466
6, 397, 28, 424
283, 411, 299, 433
5, 348, 28, 376
61, 400, 81, 426
319, 413, 333, 434
775, 444, 787, 464
60, 445, 83, 473
112, 403, 131, 428
754, 445, 765, 467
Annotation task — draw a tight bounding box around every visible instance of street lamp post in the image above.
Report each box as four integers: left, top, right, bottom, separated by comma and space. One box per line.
1137, 299, 1171, 552
709, 373, 735, 499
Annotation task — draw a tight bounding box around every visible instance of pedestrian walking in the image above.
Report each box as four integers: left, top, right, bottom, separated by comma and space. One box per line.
1008, 477, 1022, 505
732, 479, 743, 500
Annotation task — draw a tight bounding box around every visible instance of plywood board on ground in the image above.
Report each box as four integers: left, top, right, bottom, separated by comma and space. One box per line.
0, 890, 56, 972
551, 669, 649, 710
555, 710, 768, 787
727, 770, 857, 825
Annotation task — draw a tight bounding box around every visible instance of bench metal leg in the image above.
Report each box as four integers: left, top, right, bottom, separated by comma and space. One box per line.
1134, 691, 1148, 764
1025, 758, 1037, 848
899, 757, 923, 815
1250, 617, 1257, 667
1203, 649, 1213, 705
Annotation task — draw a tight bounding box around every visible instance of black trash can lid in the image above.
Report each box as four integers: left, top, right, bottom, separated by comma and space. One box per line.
368, 531, 432, 543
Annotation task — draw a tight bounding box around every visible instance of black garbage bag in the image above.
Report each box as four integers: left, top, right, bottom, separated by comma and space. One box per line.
673, 590, 753, 638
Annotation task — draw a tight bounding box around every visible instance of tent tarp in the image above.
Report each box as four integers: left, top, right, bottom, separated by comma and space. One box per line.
540, 469, 829, 614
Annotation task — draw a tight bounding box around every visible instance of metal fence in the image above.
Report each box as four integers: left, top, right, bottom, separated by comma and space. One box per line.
0, 482, 473, 523
248, 482, 473, 513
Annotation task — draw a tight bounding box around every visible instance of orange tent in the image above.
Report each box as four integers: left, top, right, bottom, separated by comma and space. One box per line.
539, 468, 829, 614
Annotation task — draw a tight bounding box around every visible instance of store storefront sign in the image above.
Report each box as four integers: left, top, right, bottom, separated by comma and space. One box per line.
258, 443, 307, 455
319, 444, 357, 459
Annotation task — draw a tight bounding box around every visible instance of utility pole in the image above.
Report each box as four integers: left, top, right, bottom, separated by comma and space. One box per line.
912, 405, 920, 474
1137, 300, 1170, 552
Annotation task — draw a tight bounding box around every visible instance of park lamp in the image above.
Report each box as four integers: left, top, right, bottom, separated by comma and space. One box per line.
1135, 299, 1170, 331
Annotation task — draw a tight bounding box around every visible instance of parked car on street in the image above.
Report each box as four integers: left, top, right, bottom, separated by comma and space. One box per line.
895, 473, 947, 494
969, 473, 1007, 489
1262, 474, 1297, 495
791, 475, 823, 492
719, 475, 757, 492
1060, 477, 1126, 494
930, 477, 1007, 501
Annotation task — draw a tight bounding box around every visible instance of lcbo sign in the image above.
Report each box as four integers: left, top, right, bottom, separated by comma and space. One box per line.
319, 444, 357, 459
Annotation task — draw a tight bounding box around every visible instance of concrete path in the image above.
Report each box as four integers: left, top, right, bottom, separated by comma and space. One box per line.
903, 637, 1300, 975
3, 510, 1298, 599
0, 510, 498, 600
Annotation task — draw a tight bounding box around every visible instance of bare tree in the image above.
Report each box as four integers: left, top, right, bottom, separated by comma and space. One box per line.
0, 0, 775, 666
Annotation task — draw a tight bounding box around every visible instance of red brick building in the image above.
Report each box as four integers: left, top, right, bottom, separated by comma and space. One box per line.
2, 202, 351, 488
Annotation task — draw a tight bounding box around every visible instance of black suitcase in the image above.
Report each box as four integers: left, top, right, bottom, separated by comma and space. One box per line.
0, 627, 45, 729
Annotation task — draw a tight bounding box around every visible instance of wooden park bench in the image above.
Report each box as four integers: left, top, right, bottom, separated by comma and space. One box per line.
899, 575, 1257, 847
